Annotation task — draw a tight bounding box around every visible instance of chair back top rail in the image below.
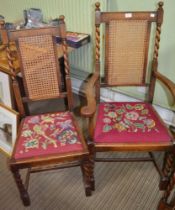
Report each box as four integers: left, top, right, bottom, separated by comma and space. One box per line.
99, 12, 157, 23
5, 27, 62, 43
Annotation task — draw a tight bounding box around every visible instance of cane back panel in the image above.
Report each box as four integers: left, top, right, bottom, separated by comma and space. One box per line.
104, 19, 151, 86
18, 34, 61, 100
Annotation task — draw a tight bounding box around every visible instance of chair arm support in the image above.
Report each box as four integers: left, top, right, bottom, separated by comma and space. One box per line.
81, 72, 99, 118
154, 71, 175, 104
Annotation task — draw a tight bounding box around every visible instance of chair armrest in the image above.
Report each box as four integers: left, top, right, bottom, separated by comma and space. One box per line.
154, 71, 175, 104
0, 44, 6, 51
0, 62, 20, 77
81, 72, 99, 117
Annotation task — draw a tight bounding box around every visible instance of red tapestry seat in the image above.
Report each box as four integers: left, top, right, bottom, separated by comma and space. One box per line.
15, 111, 83, 159
94, 102, 171, 144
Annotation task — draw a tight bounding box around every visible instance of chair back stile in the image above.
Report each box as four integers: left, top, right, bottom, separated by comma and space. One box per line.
60, 17, 73, 111
95, 3, 101, 103
149, 3, 163, 103
95, 2, 164, 103
0, 20, 25, 116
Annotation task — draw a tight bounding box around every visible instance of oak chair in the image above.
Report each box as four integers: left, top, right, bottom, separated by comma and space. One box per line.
81, 2, 175, 207
0, 16, 91, 206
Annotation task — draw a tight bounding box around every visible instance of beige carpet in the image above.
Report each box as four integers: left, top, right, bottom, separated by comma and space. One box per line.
0, 149, 164, 210
0, 96, 164, 210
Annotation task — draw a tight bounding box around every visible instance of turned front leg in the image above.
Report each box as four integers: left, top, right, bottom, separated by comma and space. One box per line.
10, 166, 30, 206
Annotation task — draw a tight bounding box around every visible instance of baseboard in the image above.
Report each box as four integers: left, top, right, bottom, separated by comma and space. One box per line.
71, 77, 175, 126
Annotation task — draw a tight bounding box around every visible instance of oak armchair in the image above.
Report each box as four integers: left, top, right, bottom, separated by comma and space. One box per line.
81, 2, 175, 206
0, 16, 91, 206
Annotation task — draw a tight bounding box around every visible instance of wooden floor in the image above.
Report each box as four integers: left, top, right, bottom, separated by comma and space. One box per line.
0, 95, 165, 210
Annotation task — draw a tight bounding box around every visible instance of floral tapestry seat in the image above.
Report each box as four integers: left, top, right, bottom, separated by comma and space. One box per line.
14, 112, 84, 159
94, 102, 171, 144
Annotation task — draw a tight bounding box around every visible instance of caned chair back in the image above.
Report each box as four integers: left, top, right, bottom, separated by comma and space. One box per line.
17, 32, 61, 100
95, 2, 163, 89
106, 19, 149, 85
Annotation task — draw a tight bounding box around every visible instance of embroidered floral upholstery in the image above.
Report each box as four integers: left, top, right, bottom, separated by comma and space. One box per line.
94, 102, 171, 143
15, 112, 83, 159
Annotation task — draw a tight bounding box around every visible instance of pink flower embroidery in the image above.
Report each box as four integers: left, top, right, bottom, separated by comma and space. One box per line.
28, 116, 40, 124
103, 118, 111, 123
144, 119, 156, 129
125, 111, 139, 121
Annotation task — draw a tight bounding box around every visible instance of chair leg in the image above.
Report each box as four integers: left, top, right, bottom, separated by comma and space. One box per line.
158, 171, 175, 210
160, 152, 174, 190
10, 166, 30, 206
81, 157, 92, 197
88, 142, 95, 191
157, 198, 173, 210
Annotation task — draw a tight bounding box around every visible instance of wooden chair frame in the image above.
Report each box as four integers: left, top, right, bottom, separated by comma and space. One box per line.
0, 16, 92, 206
81, 2, 175, 209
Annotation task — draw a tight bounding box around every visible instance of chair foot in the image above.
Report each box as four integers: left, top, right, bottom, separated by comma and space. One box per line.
21, 193, 31, 206
160, 152, 174, 191
85, 186, 92, 196
90, 178, 95, 191
10, 166, 30, 206
81, 159, 93, 196
157, 199, 166, 210
157, 198, 172, 210
159, 177, 169, 190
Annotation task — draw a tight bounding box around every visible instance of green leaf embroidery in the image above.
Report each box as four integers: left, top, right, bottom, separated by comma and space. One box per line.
141, 109, 149, 115
103, 125, 112, 132
116, 109, 125, 114
22, 130, 33, 137
134, 123, 144, 129
124, 119, 132, 125
116, 116, 122, 121
126, 104, 133, 110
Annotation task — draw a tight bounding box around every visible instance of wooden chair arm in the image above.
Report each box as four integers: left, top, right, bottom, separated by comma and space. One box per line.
81, 72, 99, 117
0, 59, 20, 77
154, 71, 175, 104
0, 67, 16, 76
0, 44, 6, 51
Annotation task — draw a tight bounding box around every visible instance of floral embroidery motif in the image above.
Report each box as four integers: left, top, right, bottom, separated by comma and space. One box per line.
102, 103, 159, 133
19, 112, 80, 154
